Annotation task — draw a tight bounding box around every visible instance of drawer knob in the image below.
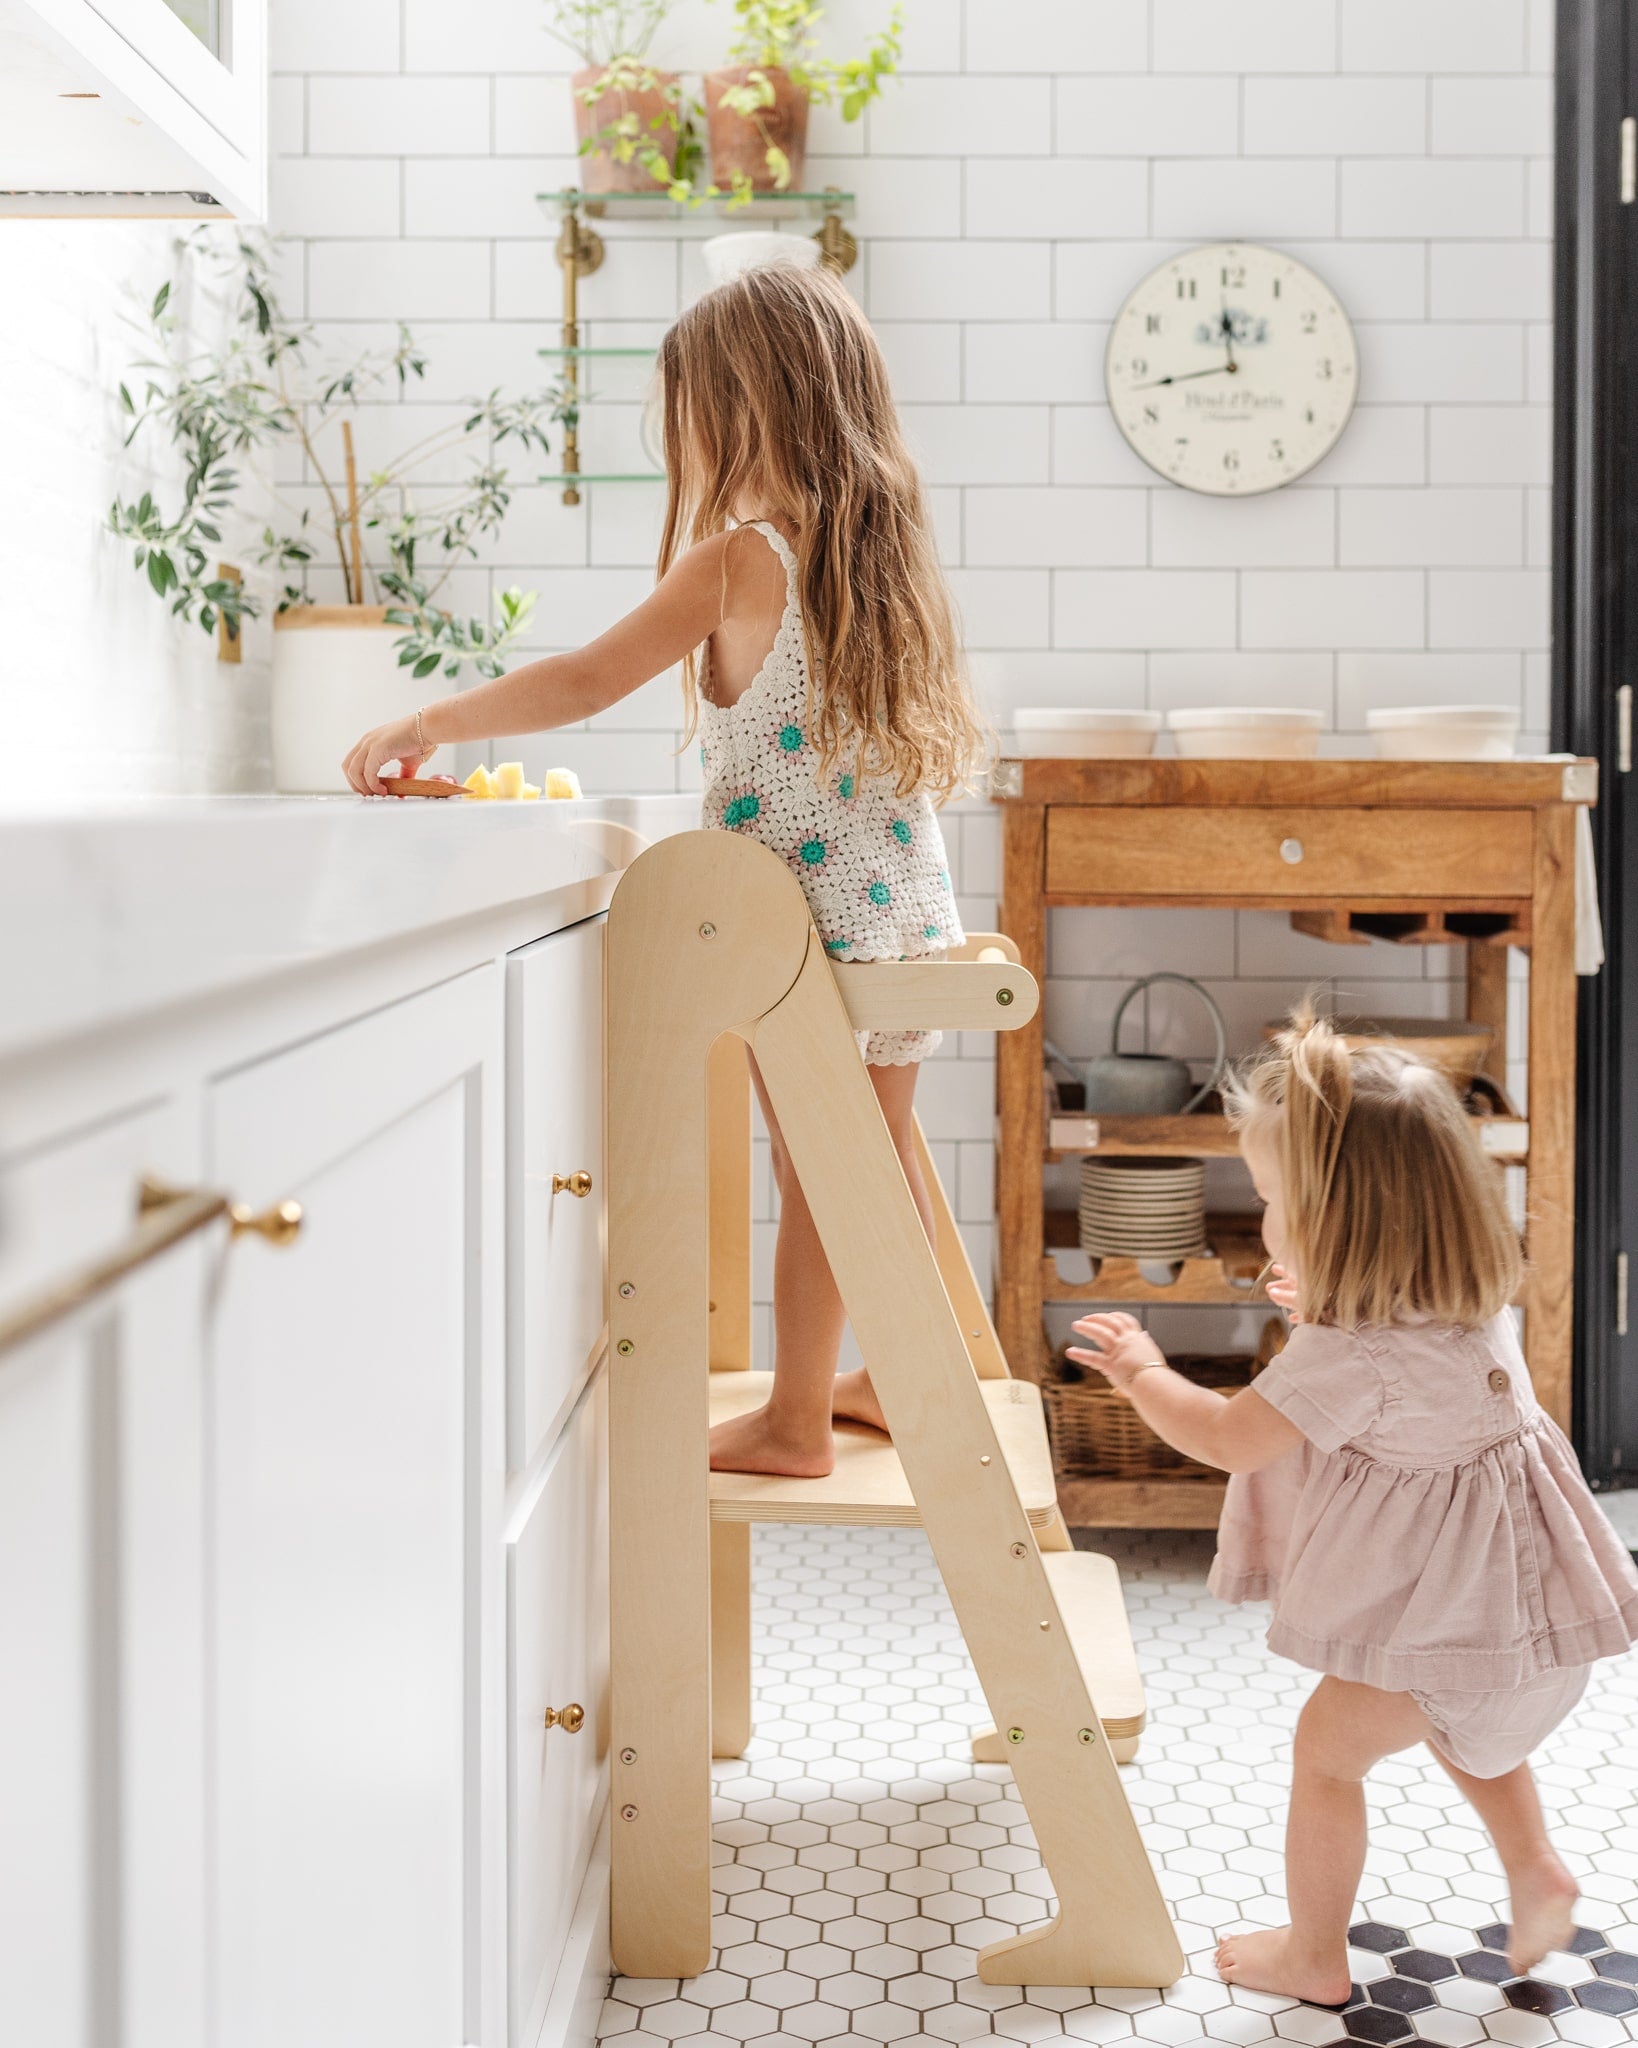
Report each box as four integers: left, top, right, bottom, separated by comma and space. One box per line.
229, 1198, 303, 1248
544, 1702, 586, 1734
552, 1171, 594, 1198
1279, 837, 1304, 865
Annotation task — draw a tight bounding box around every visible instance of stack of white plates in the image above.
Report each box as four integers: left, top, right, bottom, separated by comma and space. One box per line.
1079, 1157, 1207, 1261
1365, 704, 1520, 760
1167, 707, 1323, 760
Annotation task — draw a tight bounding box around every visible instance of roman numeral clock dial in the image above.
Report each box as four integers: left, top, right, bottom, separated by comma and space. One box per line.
1106, 243, 1358, 494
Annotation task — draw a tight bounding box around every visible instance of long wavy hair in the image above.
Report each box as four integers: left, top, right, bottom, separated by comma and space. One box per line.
656, 265, 988, 799
1226, 1005, 1523, 1328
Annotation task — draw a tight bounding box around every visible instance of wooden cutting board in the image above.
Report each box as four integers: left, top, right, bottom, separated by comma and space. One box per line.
379, 777, 470, 798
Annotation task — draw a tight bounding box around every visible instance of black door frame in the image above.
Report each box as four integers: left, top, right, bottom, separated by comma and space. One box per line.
1554, 0, 1636, 1480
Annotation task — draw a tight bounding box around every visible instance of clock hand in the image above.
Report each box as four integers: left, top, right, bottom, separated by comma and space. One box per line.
1130, 365, 1236, 389
1220, 302, 1238, 372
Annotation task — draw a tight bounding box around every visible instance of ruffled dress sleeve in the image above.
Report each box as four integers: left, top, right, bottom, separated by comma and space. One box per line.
1207, 1324, 1386, 1606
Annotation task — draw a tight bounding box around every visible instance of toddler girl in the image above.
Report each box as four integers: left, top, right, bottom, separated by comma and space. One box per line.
1068, 1009, 1638, 2003
344, 265, 985, 1480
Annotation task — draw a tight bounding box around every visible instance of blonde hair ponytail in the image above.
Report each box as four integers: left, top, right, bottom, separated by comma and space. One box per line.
1227, 1004, 1523, 1328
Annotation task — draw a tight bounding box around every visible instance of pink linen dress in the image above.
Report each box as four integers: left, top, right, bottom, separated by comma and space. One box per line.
1211, 1312, 1638, 1776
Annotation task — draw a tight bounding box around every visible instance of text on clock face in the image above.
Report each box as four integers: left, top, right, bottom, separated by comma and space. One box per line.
1104, 244, 1358, 497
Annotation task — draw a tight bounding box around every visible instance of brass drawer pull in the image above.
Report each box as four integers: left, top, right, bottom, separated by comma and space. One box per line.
553, 1171, 594, 1198
544, 1702, 586, 1734
1, 1175, 302, 1363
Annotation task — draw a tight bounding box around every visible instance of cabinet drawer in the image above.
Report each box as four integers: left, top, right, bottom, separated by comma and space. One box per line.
509, 1374, 609, 2048
509, 919, 606, 1472
1044, 806, 1533, 901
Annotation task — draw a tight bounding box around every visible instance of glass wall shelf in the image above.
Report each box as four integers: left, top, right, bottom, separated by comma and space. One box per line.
538, 346, 657, 359
538, 188, 854, 223
538, 473, 665, 485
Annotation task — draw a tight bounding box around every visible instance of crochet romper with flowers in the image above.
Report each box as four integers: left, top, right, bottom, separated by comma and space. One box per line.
698, 521, 963, 1066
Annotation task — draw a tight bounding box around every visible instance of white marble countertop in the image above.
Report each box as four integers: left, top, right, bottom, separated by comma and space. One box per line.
1, 792, 703, 1064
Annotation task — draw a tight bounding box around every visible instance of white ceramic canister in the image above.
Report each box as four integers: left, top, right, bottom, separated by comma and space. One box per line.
1167, 707, 1324, 760
1366, 704, 1521, 761
1011, 707, 1163, 759
271, 606, 422, 794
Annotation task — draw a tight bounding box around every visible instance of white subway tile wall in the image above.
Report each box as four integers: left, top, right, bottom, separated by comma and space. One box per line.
261, 0, 1547, 1350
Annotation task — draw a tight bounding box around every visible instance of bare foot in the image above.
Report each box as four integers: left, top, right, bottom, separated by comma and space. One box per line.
1216, 1928, 1352, 2006
832, 1368, 889, 1435
1506, 1852, 1579, 1974
709, 1403, 835, 1478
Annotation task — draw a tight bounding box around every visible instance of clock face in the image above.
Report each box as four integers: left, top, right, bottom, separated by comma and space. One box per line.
1105, 243, 1358, 495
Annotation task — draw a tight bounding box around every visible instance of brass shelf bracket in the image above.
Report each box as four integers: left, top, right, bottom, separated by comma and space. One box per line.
554, 201, 606, 507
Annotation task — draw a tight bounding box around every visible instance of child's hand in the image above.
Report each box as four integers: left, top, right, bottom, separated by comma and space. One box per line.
343, 714, 431, 796
1067, 1312, 1167, 1389
1265, 1263, 1303, 1320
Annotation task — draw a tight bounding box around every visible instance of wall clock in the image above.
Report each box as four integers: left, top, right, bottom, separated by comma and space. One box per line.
1105, 243, 1358, 495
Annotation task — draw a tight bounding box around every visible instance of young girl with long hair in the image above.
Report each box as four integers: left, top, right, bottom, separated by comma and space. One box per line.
344, 265, 987, 1478
1068, 1010, 1638, 2003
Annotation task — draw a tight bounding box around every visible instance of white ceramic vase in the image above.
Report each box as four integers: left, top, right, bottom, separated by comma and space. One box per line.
271, 606, 420, 793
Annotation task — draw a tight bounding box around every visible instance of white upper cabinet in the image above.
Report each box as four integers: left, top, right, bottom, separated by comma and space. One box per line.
0, 0, 267, 219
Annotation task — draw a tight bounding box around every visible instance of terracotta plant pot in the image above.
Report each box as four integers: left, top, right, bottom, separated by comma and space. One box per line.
704, 65, 810, 193
572, 64, 681, 194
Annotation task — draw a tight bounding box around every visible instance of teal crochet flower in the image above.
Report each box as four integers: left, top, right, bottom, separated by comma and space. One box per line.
723, 791, 761, 829
890, 817, 913, 846
824, 935, 852, 955
838, 772, 856, 801
923, 924, 941, 941
777, 723, 804, 753
799, 838, 827, 867
868, 880, 892, 908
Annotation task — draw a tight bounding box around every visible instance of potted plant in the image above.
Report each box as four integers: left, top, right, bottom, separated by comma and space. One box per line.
704, 0, 902, 197
546, 0, 689, 197
111, 237, 564, 791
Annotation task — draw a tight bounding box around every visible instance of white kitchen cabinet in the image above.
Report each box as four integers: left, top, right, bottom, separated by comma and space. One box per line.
0, 0, 267, 218
509, 919, 607, 1473
207, 967, 500, 2048
508, 1370, 610, 2048
0, 1098, 210, 2048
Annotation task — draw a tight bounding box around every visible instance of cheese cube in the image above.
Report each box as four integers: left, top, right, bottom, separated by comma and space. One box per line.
543, 767, 583, 800
521, 783, 541, 800
494, 761, 526, 800
463, 765, 498, 799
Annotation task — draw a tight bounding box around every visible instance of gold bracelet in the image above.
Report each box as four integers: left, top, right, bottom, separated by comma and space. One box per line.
415, 706, 428, 756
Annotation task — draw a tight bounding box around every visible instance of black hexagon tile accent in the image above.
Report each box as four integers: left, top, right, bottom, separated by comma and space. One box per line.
1342, 2006, 1416, 2045
1388, 1949, 1459, 1984
1577, 1977, 1638, 2014
1503, 1978, 1573, 2015
1348, 1922, 1412, 1953
1456, 1947, 1516, 1982
1567, 1925, 1610, 1955
1476, 1922, 1511, 1952
1593, 1947, 1638, 1982
1367, 1975, 1436, 2014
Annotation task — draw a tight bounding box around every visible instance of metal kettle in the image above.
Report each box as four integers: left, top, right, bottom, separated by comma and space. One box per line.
1081, 973, 1228, 1116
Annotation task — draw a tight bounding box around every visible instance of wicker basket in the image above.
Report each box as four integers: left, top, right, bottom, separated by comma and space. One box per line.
1043, 1352, 1257, 1480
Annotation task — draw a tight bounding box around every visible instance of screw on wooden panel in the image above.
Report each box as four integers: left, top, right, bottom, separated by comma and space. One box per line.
618, 1282, 635, 1298
978, 1455, 991, 1466
620, 1804, 639, 1821
1077, 1727, 1096, 1745
699, 922, 717, 938
996, 987, 1015, 1006
1039, 1620, 1051, 1631
1006, 1727, 1025, 1746
1009, 1542, 1027, 1559
617, 1338, 635, 1355
619, 1747, 637, 1765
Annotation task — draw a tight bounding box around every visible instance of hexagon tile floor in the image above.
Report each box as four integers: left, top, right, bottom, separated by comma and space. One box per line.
597, 1524, 1638, 2048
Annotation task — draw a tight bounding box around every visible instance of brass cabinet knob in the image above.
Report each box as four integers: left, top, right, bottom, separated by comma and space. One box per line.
229, 1199, 303, 1248
552, 1171, 594, 1198
544, 1702, 586, 1734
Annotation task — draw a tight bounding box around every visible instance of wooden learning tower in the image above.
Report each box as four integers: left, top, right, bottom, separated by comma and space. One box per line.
606, 830, 1184, 1990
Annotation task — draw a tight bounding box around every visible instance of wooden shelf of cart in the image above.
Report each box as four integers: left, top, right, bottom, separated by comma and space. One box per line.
993, 754, 1598, 1529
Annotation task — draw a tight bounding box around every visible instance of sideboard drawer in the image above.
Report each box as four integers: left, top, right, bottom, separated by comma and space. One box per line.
1044, 807, 1534, 901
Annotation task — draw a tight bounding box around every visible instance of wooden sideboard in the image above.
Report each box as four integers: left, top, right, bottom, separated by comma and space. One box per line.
992, 755, 1598, 1530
